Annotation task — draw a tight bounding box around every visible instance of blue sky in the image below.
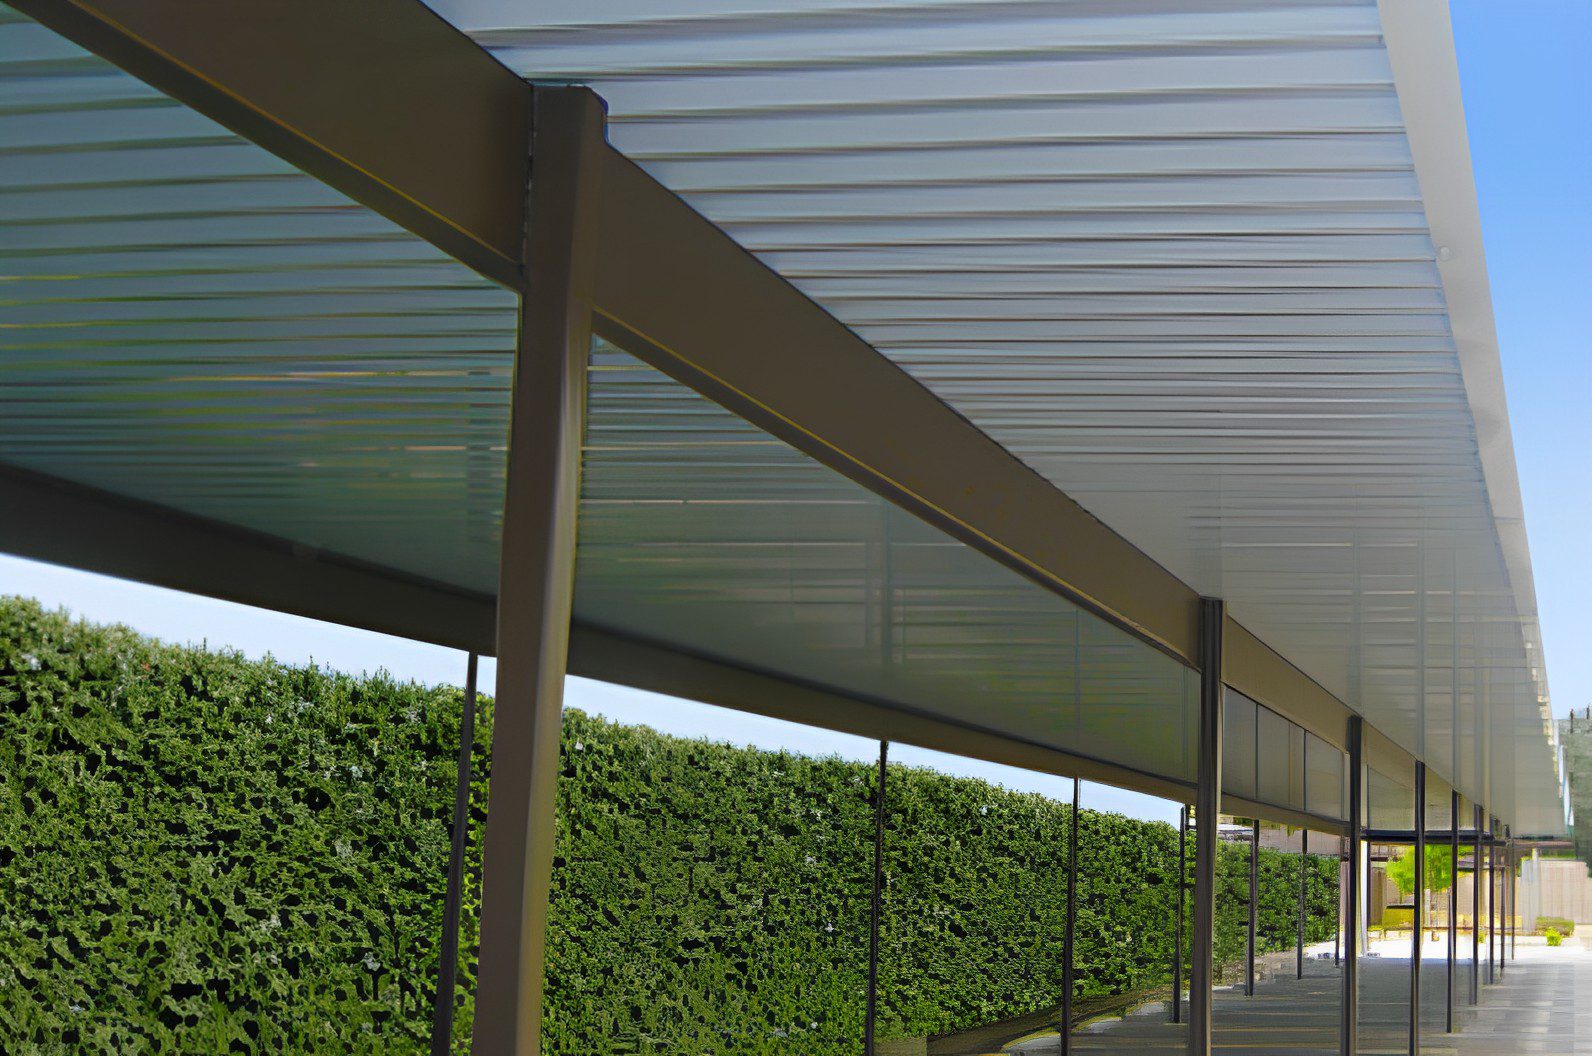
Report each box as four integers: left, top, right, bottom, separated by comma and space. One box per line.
2, 4, 1585, 823
1452, 0, 1591, 718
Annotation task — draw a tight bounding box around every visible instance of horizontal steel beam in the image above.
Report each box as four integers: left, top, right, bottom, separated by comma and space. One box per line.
9, 0, 530, 286
0, 463, 498, 652
0, 461, 1202, 806
1363, 829, 1499, 845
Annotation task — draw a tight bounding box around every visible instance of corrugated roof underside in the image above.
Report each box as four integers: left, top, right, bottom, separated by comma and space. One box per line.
435, 0, 1556, 826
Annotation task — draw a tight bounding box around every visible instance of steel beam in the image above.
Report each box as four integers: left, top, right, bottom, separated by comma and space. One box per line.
470, 86, 605, 1056
8, 0, 530, 285
1190, 597, 1224, 1056
0, 462, 498, 651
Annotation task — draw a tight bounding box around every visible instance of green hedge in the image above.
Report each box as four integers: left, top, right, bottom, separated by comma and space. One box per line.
1, 597, 1339, 1055
0, 597, 471, 1055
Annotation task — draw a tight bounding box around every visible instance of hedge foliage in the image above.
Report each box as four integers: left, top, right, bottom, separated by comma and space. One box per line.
2, 597, 1339, 1055
0, 596, 473, 1055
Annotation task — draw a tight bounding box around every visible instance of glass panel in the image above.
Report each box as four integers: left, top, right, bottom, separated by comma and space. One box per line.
578, 339, 1198, 786
1069, 783, 1188, 1055
1306, 734, 1347, 821
1255, 708, 1292, 809
875, 746, 1071, 1055
1223, 692, 1258, 802
543, 696, 877, 1054
1359, 766, 1414, 1056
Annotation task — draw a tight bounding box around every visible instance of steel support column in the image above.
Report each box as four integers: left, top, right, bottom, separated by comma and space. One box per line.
1247, 818, 1259, 997
1298, 825, 1308, 980
471, 86, 606, 1056
865, 741, 888, 1054
430, 653, 480, 1056
1446, 791, 1457, 1033
1470, 804, 1481, 1004
1411, 763, 1424, 1056
1175, 806, 1187, 1024
1487, 816, 1496, 985
1063, 777, 1080, 1056
1190, 598, 1224, 1056
1507, 829, 1515, 962
1343, 716, 1363, 1056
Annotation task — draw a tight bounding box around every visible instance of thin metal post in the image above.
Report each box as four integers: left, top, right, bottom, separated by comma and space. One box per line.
1411, 763, 1424, 1056
1343, 716, 1363, 1056
1175, 806, 1187, 1024
1490, 828, 1502, 981
1298, 826, 1308, 980
1507, 829, 1515, 962
1190, 597, 1225, 1056
1469, 804, 1480, 1004
1247, 818, 1259, 997
470, 85, 606, 1056
1446, 791, 1457, 1033
865, 741, 887, 1055
1063, 776, 1079, 1055
1487, 816, 1496, 985
430, 653, 479, 1056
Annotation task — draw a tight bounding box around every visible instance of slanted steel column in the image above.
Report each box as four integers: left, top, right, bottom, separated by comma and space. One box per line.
1411, 763, 1424, 1056
1247, 819, 1259, 997
1343, 716, 1363, 1056
1190, 598, 1225, 1056
471, 86, 607, 1056
1446, 791, 1457, 1033
430, 653, 480, 1056
1174, 806, 1187, 1024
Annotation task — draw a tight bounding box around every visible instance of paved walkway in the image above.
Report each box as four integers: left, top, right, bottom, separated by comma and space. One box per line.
1049, 939, 1592, 1055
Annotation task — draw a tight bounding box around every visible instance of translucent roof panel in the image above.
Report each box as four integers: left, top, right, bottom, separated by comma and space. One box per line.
430, 0, 1558, 828
577, 338, 1199, 783
0, 9, 519, 593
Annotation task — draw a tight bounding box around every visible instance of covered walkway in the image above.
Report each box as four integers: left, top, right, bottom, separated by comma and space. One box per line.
1067, 944, 1592, 1056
